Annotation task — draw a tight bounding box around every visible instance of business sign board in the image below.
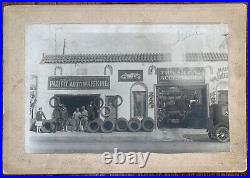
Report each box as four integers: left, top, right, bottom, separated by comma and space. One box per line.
118, 70, 143, 82
48, 76, 110, 90
157, 67, 205, 84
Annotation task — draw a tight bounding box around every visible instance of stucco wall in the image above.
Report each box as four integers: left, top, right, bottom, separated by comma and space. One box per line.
35, 61, 228, 121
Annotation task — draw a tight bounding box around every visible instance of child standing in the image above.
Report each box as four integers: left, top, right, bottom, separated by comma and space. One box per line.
35, 107, 47, 133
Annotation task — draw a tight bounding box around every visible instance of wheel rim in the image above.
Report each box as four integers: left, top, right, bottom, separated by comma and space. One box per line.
216, 126, 229, 142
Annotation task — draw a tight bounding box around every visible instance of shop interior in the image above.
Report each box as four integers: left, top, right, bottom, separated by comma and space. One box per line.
156, 85, 208, 129
54, 94, 100, 118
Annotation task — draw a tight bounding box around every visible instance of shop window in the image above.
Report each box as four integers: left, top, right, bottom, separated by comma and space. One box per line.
130, 82, 148, 118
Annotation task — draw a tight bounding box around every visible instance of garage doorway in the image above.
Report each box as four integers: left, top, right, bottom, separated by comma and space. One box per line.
156, 85, 208, 129
54, 94, 100, 118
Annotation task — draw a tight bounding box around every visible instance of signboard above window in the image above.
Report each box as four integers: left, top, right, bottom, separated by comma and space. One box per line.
157, 67, 205, 84
118, 70, 143, 82
48, 76, 110, 90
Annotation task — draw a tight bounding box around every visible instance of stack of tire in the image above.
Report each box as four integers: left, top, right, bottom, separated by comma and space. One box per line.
44, 95, 156, 133
127, 117, 155, 132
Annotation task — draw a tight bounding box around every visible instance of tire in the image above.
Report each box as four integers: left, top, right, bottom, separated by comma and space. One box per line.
215, 125, 230, 143
141, 117, 155, 132
41, 121, 51, 133
100, 106, 112, 117
86, 120, 100, 133
101, 118, 115, 133
49, 96, 60, 108
116, 117, 128, 132
128, 118, 141, 132
50, 121, 57, 133
94, 97, 104, 109
112, 95, 123, 107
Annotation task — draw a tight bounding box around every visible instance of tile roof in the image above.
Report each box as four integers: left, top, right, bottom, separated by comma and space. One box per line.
40, 53, 170, 64
186, 53, 228, 62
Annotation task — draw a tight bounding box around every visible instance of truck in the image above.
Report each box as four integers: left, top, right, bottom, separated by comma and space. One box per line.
207, 103, 229, 142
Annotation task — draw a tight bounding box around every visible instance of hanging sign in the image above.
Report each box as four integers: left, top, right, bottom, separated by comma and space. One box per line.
157, 67, 205, 84
118, 70, 143, 82
48, 76, 110, 90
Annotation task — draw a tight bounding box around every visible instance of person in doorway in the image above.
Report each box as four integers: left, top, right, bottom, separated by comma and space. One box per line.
61, 105, 69, 132
177, 94, 187, 112
80, 106, 88, 131
73, 108, 81, 131
87, 101, 95, 121
35, 107, 47, 133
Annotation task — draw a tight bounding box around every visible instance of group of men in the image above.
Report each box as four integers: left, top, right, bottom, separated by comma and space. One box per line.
51, 102, 96, 132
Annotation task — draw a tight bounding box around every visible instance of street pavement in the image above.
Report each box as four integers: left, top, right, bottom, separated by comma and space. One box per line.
27, 129, 230, 154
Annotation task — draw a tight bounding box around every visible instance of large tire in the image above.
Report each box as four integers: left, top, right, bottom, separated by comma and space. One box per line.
100, 106, 112, 118
112, 95, 123, 107
49, 96, 60, 108
86, 120, 100, 133
141, 117, 155, 132
128, 118, 141, 132
215, 125, 230, 143
101, 118, 115, 133
41, 120, 51, 133
94, 97, 104, 109
116, 117, 128, 132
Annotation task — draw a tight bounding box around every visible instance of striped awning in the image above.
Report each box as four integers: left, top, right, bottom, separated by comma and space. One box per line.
186, 53, 228, 62
40, 53, 170, 64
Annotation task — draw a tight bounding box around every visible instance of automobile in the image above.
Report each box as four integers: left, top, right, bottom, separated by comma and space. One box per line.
165, 104, 188, 125
207, 104, 229, 142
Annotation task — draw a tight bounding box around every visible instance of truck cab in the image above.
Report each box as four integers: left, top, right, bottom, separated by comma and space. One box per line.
207, 103, 229, 142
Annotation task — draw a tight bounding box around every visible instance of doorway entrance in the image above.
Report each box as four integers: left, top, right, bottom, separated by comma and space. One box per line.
133, 91, 147, 118
54, 94, 100, 118
156, 85, 208, 129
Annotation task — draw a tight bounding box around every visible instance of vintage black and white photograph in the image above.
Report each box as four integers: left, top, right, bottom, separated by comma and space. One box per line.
25, 24, 230, 154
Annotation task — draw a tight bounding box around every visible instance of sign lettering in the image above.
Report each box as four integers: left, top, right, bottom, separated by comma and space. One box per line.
48, 76, 110, 90
157, 67, 205, 84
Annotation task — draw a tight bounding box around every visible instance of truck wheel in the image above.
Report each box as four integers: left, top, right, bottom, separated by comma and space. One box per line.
215, 125, 230, 143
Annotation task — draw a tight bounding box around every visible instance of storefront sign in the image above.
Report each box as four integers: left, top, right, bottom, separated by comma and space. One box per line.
48, 76, 110, 90
157, 67, 205, 84
217, 67, 228, 80
118, 70, 143, 82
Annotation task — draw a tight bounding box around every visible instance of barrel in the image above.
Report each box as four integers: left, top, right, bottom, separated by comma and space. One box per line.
141, 117, 155, 132
128, 118, 141, 132
101, 118, 115, 133
116, 117, 128, 132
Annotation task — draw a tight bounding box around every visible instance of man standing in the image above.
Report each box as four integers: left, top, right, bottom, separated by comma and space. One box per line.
35, 107, 47, 133
61, 105, 69, 132
80, 106, 88, 131
87, 101, 95, 121
72, 108, 81, 131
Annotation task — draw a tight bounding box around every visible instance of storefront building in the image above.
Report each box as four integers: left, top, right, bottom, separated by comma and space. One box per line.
31, 52, 228, 129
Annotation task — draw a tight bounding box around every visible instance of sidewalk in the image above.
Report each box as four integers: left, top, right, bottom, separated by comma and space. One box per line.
29, 128, 208, 142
